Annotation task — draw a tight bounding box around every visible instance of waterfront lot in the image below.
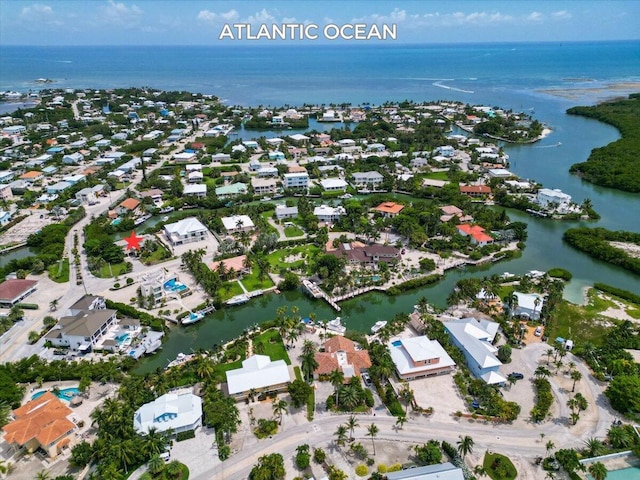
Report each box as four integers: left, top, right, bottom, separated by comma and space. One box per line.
391, 373, 467, 421
0, 213, 55, 246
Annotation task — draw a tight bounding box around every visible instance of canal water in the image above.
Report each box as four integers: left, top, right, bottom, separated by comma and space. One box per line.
136, 100, 640, 372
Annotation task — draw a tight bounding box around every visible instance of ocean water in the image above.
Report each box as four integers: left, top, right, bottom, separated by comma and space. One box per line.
1, 41, 639, 109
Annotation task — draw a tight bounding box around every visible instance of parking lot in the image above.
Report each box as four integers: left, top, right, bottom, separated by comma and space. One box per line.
0, 211, 55, 246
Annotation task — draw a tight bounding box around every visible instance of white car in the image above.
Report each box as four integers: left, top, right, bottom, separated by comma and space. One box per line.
534, 326, 543, 337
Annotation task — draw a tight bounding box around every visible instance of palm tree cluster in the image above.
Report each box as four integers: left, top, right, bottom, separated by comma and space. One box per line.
181, 249, 222, 300
328, 370, 371, 411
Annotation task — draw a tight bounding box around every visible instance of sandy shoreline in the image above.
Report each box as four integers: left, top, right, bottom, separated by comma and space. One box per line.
537, 81, 640, 100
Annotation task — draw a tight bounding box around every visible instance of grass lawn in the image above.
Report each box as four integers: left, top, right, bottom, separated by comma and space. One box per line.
284, 225, 304, 237
96, 262, 129, 278
48, 258, 69, 283
252, 329, 291, 364
260, 210, 274, 221
141, 246, 172, 265
546, 292, 620, 346
219, 281, 244, 301
483, 452, 517, 480
267, 244, 320, 270
424, 171, 449, 180
241, 269, 274, 291
213, 359, 244, 384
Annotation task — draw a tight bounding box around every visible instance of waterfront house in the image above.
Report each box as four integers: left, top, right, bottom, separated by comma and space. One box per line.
283, 172, 309, 190
320, 178, 348, 192
221, 215, 255, 234
459, 185, 492, 198
2, 392, 76, 459
388, 336, 456, 381
0, 279, 38, 308
440, 205, 473, 223
352, 171, 384, 189
445, 317, 505, 385
116, 198, 141, 216
456, 224, 493, 246
251, 177, 277, 196
275, 205, 298, 220
164, 217, 209, 246
313, 336, 372, 380
373, 201, 404, 218
45, 308, 118, 352
183, 184, 207, 197
187, 171, 204, 183
313, 205, 345, 223
215, 182, 248, 198
328, 242, 400, 269
134, 391, 202, 435
537, 188, 572, 209
511, 291, 545, 320
209, 255, 249, 278
225, 355, 293, 400
488, 168, 515, 179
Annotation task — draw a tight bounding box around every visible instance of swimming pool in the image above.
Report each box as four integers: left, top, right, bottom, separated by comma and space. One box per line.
116, 333, 130, 345
392, 340, 403, 347
111, 218, 122, 225
164, 278, 187, 292
589, 466, 640, 480
32, 387, 81, 401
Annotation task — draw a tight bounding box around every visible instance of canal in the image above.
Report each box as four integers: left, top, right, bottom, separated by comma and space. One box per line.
136, 98, 640, 372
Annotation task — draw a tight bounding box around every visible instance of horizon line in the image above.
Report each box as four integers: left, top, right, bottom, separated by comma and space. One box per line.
2, 38, 639, 48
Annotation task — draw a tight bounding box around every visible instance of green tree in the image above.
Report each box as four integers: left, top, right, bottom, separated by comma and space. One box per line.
165, 460, 182, 479
605, 375, 640, 415
366, 423, 379, 456
583, 438, 606, 458
272, 398, 288, 425
588, 462, 608, 480
334, 424, 348, 447
288, 379, 312, 408
295, 444, 310, 470
395, 415, 407, 430
457, 435, 474, 459
570, 370, 582, 393
346, 414, 359, 440
329, 369, 345, 408
249, 453, 285, 480
70, 441, 93, 467
147, 454, 165, 476
414, 440, 442, 465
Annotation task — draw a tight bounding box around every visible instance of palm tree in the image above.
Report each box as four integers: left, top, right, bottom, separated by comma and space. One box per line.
148, 454, 165, 476
607, 425, 634, 448
473, 465, 487, 478
584, 438, 606, 457
399, 382, 415, 414
545, 440, 555, 457
300, 351, 319, 383
545, 348, 554, 365
535, 366, 551, 379
346, 414, 359, 440
588, 462, 608, 480
457, 435, 474, 459
272, 398, 288, 425
570, 370, 582, 392
334, 424, 348, 447
395, 415, 407, 430
49, 299, 58, 312
329, 369, 345, 408
196, 357, 214, 379
366, 423, 379, 456
35, 471, 51, 480
165, 460, 183, 479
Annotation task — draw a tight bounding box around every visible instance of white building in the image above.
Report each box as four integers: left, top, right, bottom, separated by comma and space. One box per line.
225, 355, 293, 400
511, 291, 545, 320
251, 177, 277, 196
537, 188, 572, 209
352, 171, 384, 188
134, 392, 203, 435
275, 205, 298, 220
283, 172, 309, 190
183, 184, 207, 197
164, 217, 209, 246
388, 336, 456, 381
45, 308, 118, 352
221, 215, 255, 234
313, 205, 345, 223
319, 178, 348, 191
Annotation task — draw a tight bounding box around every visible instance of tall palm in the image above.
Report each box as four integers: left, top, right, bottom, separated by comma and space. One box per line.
35, 471, 51, 480
334, 424, 348, 446
300, 351, 319, 383
399, 382, 415, 414
588, 462, 608, 480
196, 357, 214, 379
329, 369, 345, 408
346, 414, 359, 440
366, 423, 379, 456
148, 454, 165, 476
545, 440, 555, 457
457, 435, 474, 459
165, 460, 183, 479
570, 370, 582, 392
272, 399, 288, 425
395, 415, 407, 430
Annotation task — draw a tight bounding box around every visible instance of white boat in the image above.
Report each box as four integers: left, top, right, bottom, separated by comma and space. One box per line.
326, 317, 346, 334
371, 321, 388, 334
134, 214, 152, 226
159, 206, 174, 213
181, 311, 204, 325
226, 294, 250, 306
167, 352, 194, 369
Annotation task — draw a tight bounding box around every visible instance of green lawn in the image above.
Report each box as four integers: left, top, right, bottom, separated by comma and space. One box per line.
252, 329, 291, 364
266, 244, 320, 270
219, 281, 244, 301
213, 359, 244, 384
141, 246, 172, 265
546, 293, 620, 346
483, 452, 517, 480
423, 171, 449, 180
260, 210, 275, 221
284, 225, 304, 237
48, 259, 69, 283
96, 262, 129, 278
241, 269, 274, 291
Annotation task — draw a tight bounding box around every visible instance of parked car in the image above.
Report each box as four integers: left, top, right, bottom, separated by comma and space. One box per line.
535, 326, 543, 337
508, 372, 524, 380
160, 451, 170, 462
362, 372, 372, 386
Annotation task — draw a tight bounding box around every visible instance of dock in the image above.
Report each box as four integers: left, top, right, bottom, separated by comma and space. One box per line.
302, 279, 341, 312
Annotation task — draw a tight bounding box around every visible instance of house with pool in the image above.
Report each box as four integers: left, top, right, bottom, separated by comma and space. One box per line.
134, 390, 203, 435
445, 317, 506, 385
163, 216, 210, 247
46, 307, 119, 353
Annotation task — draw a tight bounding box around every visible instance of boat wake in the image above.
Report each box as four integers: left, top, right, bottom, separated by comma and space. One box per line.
533, 142, 562, 148
432, 81, 474, 94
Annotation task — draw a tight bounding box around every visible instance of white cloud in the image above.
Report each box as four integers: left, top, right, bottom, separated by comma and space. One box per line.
19, 4, 63, 27
527, 12, 544, 23
246, 9, 276, 25
552, 10, 572, 20
197, 9, 239, 24
102, 0, 142, 24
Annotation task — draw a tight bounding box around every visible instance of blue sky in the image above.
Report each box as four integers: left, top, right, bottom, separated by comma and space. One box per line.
1, 1, 638, 45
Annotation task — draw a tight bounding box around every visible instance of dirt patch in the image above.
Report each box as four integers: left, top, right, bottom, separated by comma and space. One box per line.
609, 241, 640, 259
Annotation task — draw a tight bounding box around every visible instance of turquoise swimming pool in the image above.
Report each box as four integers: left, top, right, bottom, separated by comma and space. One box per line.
32, 387, 81, 401
164, 278, 187, 292
589, 466, 640, 480
116, 333, 130, 345
392, 340, 403, 347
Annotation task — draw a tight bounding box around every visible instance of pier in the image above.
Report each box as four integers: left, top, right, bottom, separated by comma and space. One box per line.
301, 279, 341, 312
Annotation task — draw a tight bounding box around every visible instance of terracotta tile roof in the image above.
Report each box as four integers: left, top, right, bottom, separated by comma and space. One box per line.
459, 185, 492, 194
314, 337, 372, 378
20, 171, 43, 179
374, 201, 405, 215
119, 198, 140, 210
324, 336, 357, 353
0, 279, 37, 302
457, 224, 494, 243
3, 392, 75, 448
288, 165, 307, 173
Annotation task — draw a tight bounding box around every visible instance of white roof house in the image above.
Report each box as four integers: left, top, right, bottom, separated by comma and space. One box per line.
319, 178, 348, 191
288, 134, 309, 142
221, 215, 255, 234
164, 217, 209, 246
173, 152, 197, 162
226, 355, 292, 398
183, 184, 207, 197
386, 462, 464, 480
388, 336, 456, 380
537, 188, 572, 208
313, 205, 345, 223
512, 291, 545, 320
445, 318, 505, 385
133, 391, 203, 435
